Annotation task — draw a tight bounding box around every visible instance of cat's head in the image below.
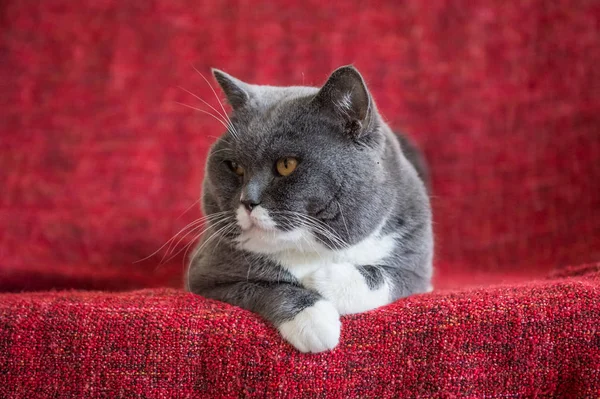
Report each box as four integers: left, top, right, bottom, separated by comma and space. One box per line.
202, 66, 396, 255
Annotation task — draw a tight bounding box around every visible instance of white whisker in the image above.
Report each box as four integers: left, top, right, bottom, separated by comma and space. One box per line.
164, 217, 234, 265
212, 223, 238, 256
336, 201, 350, 242
274, 210, 348, 249
175, 102, 232, 132
192, 65, 241, 140
187, 219, 237, 263
209, 148, 235, 157
241, 251, 253, 282
177, 197, 202, 220
177, 85, 240, 139
162, 213, 232, 263
274, 212, 344, 251
135, 212, 229, 263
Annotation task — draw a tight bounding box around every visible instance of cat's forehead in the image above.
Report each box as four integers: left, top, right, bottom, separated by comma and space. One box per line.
246, 85, 319, 110
233, 87, 323, 138
217, 84, 348, 163
232, 114, 318, 159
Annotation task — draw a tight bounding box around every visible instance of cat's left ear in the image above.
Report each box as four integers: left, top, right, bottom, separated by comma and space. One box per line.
312, 65, 374, 138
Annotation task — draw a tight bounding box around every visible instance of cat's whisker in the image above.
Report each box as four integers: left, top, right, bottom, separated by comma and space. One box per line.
183, 221, 237, 270
208, 135, 234, 146
299, 230, 323, 262
212, 223, 238, 256
135, 211, 231, 264
163, 216, 234, 265
167, 211, 231, 247
209, 148, 235, 157
162, 220, 224, 266
273, 210, 348, 249
301, 217, 348, 248
241, 250, 253, 282
187, 219, 237, 263
192, 66, 241, 141
274, 210, 340, 233
175, 102, 233, 133
136, 214, 221, 263
336, 201, 351, 243
298, 223, 340, 251
162, 213, 232, 263
178, 86, 230, 125
161, 221, 205, 263
301, 221, 346, 250
181, 218, 231, 287
275, 214, 340, 252
177, 86, 239, 139
177, 197, 202, 220
276, 215, 331, 249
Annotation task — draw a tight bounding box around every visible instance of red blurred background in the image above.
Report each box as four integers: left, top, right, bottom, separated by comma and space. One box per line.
1, 0, 599, 292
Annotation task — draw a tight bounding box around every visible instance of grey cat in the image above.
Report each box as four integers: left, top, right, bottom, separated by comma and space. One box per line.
186, 66, 433, 353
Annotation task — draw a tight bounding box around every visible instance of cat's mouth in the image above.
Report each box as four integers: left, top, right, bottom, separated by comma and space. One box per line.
236, 204, 279, 232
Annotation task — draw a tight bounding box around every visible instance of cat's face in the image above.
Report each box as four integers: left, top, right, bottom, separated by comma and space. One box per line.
202, 66, 394, 254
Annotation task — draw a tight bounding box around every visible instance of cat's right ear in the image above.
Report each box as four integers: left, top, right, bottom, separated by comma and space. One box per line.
312, 66, 374, 139
212, 69, 251, 110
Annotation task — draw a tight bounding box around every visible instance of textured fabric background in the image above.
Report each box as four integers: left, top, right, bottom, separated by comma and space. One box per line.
1, 0, 600, 397
1, 0, 599, 291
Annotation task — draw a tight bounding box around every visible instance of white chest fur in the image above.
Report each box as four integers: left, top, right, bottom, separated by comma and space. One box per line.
271, 228, 397, 314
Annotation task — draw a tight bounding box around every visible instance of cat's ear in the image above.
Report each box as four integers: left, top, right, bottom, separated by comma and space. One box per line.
312, 65, 373, 138
212, 69, 252, 110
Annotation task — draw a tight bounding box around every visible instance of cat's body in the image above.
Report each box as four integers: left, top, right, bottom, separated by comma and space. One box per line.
187, 66, 433, 353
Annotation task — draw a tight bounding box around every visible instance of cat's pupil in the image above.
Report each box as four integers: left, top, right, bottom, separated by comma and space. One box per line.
276, 157, 298, 176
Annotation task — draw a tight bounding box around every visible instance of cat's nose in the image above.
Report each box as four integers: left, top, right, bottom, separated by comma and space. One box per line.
241, 200, 260, 212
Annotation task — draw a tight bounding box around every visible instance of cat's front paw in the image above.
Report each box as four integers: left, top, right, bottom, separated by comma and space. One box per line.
278, 300, 341, 353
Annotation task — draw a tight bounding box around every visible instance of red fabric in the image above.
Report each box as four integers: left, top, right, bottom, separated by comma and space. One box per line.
1, 266, 599, 397
1, 0, 599, 397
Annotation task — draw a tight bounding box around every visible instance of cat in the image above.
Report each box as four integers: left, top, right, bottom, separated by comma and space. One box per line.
186, 66, 433, 353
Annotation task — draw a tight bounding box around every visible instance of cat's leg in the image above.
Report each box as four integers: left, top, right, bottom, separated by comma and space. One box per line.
196, 281, 341, 353
301, 263, 392, 315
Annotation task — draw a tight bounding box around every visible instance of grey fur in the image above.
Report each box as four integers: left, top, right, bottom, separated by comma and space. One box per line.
187, 66, 433, 346
356, 265, 387, 290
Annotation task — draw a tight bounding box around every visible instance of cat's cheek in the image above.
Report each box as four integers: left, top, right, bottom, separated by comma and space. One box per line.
277, 300, 341, 353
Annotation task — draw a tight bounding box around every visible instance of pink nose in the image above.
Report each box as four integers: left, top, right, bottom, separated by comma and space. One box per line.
241, 200, 259, 212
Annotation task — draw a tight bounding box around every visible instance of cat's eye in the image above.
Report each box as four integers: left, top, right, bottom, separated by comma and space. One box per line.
276, 157, 298, 177
226, 161, 245, 176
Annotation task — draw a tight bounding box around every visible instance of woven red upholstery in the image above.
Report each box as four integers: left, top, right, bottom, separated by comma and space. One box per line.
1, 265, 599, 397
1, 0, 599, 396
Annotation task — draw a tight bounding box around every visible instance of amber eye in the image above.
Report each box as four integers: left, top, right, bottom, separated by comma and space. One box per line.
226, 161, 245, 176
276, 157, 298, 177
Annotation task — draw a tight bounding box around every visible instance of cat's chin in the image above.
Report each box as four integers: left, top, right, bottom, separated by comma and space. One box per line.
235, 226, 319, 255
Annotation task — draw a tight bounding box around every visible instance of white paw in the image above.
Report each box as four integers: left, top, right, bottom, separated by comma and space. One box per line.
278, 300, 341, 353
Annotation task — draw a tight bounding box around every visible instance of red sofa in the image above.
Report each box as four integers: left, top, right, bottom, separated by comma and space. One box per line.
1, 1, 599, 397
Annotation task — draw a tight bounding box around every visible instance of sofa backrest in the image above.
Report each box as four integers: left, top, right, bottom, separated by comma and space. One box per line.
1, 1, 599, 291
